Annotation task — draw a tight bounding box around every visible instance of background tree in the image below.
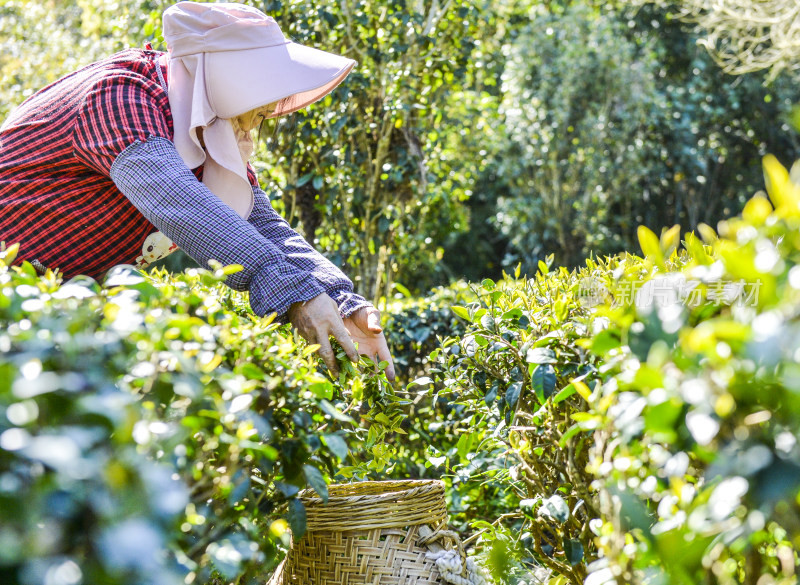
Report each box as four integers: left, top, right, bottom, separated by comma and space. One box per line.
250, 0, 490, 303
492, 3, 662, 271
0, 0, 165, 121
632, 0, 800, 80
452, 2, 800, 274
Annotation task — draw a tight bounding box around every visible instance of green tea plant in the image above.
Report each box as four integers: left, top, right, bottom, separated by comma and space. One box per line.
423, 157, 800, 585
0, 249, 400, 585
424, 260, 614, 584
381, 282, 475, 386
583, 156, 800, 584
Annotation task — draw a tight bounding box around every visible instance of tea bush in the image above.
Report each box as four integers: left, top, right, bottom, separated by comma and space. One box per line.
424, 259, 610, 583
584, 156, 800, 585
382, 282, 475, 386
0, 251, 400, 585
424, 157, 800, 585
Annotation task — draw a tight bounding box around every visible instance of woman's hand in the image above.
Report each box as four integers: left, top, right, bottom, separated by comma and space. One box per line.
287, 294, 396, 381
342, 306, 396, 381
287, 293, 359, 377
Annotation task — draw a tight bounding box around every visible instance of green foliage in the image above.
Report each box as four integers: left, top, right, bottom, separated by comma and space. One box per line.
424, 263, 607, 583
631, 0, 800, 80
0, 250, 400, 585
495, 3, 661, 270
245, 0, 490, 301
382, 281, 475, 386
423, 158, 800, 584
0, 0, 164, 121
583, 157, 800, 584
478, 2, 800, 274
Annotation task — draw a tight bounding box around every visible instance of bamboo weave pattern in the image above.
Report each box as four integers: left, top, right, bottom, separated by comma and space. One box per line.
270, 480, 451, 585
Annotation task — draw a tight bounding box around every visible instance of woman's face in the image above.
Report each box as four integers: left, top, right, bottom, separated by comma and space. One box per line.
234, 102, 278, 132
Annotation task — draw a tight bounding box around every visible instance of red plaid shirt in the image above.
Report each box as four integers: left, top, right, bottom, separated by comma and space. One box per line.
0, 49, 198, 278
0, 48, 370, 320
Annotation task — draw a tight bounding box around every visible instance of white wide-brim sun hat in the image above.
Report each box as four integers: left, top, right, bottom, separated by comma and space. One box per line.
206, 42, 355, 120
165, 1, 355, 119
162, 2, 355, 218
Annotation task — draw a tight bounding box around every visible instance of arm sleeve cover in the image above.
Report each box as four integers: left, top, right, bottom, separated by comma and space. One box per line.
109, 135, 328, 318
247, 186, 371, 317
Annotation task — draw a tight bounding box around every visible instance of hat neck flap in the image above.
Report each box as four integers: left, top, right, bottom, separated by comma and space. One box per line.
167, 52, 254, 219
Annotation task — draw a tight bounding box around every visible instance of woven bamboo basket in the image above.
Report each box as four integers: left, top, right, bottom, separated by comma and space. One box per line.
268, 480, 461, 585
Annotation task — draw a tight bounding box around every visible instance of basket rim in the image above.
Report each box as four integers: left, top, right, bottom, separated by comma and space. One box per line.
298, 479, 448, 532
299, 479, 444, 505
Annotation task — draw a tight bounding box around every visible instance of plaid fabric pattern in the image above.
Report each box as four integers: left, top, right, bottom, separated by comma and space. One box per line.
0, 49, 368, 318
0, 49, 171, 277
246, 184, 369, 317
112, 136, 368, 317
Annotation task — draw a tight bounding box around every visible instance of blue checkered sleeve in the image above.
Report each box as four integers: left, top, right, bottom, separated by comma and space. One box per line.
248, 186, 371, 317
109, 135, 338, 318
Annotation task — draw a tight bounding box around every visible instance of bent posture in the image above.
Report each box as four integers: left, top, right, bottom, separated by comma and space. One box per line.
0, 2, 394, 379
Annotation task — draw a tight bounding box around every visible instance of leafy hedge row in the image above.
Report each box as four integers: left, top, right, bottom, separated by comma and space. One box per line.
424, 260, 607, 583
423, 156, 800, 585
4, 155, 800, 585
584, 156, 800, 585
0, 254, 399, 585
382, 282, 474, 386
